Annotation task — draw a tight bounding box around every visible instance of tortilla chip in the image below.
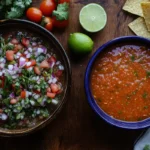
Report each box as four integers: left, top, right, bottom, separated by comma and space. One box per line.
123, 0, 149, 17
128, 17, 150, 38
141, 2, 150, 31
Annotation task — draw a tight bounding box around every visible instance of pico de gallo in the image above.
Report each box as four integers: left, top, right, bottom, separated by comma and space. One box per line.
0, 31, 64, 129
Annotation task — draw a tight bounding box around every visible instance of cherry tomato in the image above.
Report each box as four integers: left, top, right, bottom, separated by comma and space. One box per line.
52, 17, 69, 28
58, 0, 70, 3
40, 0, 56, 16
26, 7, 42, 23
41, 17, 53, 31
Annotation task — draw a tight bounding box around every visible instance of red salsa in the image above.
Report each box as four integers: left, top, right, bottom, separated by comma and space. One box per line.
91, 45, 150, 121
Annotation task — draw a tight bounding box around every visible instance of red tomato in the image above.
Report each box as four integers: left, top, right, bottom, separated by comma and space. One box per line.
41, 17, 53, 31
6, 50, 14, 61
52, 17, 69, 28
58, 0, 70, 3
26, 7, 42, 23
22, 38, 30, 47
40, 60, 50, 68
21, 91, 26, 99
34, 66, 41, 75
40, 0, 56, 16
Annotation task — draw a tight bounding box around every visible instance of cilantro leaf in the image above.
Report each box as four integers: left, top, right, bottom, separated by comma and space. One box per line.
52, 3, 69, 21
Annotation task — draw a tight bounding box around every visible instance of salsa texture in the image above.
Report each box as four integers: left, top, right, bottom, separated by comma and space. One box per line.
91, 45, 150, 121
0, 31, 64, 129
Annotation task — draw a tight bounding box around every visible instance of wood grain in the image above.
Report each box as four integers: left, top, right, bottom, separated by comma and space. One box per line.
0, 0, 144, 150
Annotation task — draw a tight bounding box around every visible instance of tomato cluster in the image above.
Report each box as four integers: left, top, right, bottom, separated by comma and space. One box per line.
26, 0, 70, 31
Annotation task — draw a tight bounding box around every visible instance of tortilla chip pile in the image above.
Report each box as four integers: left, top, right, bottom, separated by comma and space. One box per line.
123, 0, 150, 38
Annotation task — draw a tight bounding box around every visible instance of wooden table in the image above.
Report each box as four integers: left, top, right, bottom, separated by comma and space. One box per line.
0, 0, 145, 150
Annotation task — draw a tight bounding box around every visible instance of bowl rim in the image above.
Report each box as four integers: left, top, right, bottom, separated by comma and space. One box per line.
84, 36, 150, 129
0, 19, 71, 136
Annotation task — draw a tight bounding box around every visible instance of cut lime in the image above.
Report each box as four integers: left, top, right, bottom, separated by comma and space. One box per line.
79, 3, 107, 32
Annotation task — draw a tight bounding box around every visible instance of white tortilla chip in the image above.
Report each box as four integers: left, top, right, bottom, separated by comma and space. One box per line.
123, 0, 149, 17
128, 17, 150, 38
141, 2, 150, 31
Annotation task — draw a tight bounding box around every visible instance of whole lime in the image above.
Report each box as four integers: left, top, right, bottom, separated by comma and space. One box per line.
68, 32, 94, 55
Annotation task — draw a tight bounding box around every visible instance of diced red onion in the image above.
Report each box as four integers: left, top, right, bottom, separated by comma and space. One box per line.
8, 64, 14, 71
26, 61, 31, 67
9, 92, 15, 98
6, 69, 16, 75
16, 52, 21, 56
49, 62, 55, 68
27, 67, 33, 71
48, 78, 52, 84
19, 57, 26, 67
56, 61, 61, 65
52, 77, 57, 84
46, 54, 51, 58
26, 53, 31, 58
30, 100, 35, 106
24, 51, 29, 55
0, 63, 5, 69
34, 94, 40, 99
32, 42, 37, 47
58, 65, 64, 70
28, 47, 33, 52
0, 113, 8, 121
52, 99, 58, 105
0, 58, 5, 63
12, 74, 19, 79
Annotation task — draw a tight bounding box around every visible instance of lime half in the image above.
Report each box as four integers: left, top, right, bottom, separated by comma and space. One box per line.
79, 3, 107, 32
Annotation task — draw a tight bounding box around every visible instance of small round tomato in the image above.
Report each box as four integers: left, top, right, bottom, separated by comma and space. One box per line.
52, 17, 69, 28
40, 0, 56, 16
26, 7, 42, 23
58, 0, 70, 3
41, 17, 53, 31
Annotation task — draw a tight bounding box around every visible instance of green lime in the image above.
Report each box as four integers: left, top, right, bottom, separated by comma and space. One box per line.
68, 32, 94, 55
79, 3, 107, 32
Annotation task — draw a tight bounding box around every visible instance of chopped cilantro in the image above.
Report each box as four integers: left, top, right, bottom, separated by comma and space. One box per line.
130, 55, 135, 62
143, 92, 148, 99
146, 71, 150, 78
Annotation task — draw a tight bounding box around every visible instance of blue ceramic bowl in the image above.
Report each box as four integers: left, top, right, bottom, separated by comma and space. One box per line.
84, 36, 150, 129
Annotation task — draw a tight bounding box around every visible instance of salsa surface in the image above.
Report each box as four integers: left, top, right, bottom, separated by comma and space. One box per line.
91, 45, 150, 121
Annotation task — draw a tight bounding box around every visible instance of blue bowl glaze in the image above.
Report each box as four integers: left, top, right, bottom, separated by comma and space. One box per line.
84, 36, 150, 129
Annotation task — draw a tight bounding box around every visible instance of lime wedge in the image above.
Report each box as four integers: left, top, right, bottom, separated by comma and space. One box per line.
79, 3, 107, 32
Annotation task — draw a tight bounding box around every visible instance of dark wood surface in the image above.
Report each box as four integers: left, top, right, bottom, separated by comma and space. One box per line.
0, 0, 144, 150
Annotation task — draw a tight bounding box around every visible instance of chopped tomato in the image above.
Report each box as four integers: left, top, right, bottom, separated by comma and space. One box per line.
47, 87, 51, 92
48, 56, 56, 63
34, 66, 41, 75
11, 38, 19, 44
47, 92, 56, 98
21, 91, 26, 99
6, 50, 14, 61
25, 60, 36, 68
40, 60, 49, 68
22, 38, 30, 47
55, 70, 63, 77
14, 44, 23, 53
50, 83, 59, 93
